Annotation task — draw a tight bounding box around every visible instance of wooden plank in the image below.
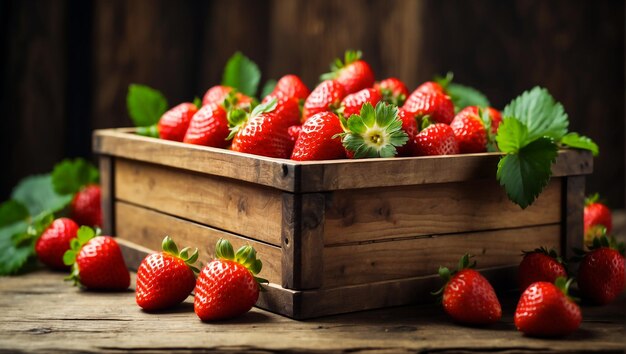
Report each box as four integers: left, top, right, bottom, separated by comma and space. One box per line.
114, 158, 284, 246
563, 176, 585, 260
115, 201, 282, 285
281, 193, 325, 290
324, 178, 562, 244
98, 155, 115, 235
93, 129, 298, 192
323, 224, 561, 288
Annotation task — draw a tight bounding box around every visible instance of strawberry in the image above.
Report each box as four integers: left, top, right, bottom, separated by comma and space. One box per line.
157, 102, 199, 142
63, 226, 130, 290
584, 193, 612, 244
35, 218, 79, 270
514, 277, 581, 337
302, 80, 346, 122
194, 238, 267, 321
273, 74, 310, 101
518, 247, 567, 292
287, 125, 302, 143
395, 108, 419, 157
575, 235, 625, 305
291, 112, 346, 161
339, 88, 382, 118
262, 91, 301, 124
375, 77, 409, 106
70, 184, 102, 227
136, 236, 200, 311
320, 50, 374, 94
338, 102, 408, 158
434, 254, 502, 325
413, 122, 460, 156
450, 108, 488, 153
403, 82, 455, 125
183, 103, 230, 148
231, 98, 299, 158
202, 85, 253, 109
456, 106, 502, 135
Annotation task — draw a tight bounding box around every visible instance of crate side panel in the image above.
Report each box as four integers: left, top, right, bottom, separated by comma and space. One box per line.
322, 224, 560, 288
115, 201, 282, 285
324, 178, 562, 245
114, 158, 283, 246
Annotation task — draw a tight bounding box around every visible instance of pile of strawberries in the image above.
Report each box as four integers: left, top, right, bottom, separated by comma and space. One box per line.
155, 50, 501, 160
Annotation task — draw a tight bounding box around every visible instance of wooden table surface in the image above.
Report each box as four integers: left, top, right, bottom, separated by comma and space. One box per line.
1, 212, 625, 353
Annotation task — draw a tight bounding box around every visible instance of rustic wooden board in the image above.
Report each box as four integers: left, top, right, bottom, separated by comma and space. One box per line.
115, 201, 282, 285
324, 178, 562, 244
114, 158, 284, 246
323, 224, 561, 288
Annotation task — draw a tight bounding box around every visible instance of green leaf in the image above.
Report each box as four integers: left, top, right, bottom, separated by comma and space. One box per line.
503, 86, 568, 141
496, 138, 558, 209
446, 83, 490, 112
12, 175, 73, 216
0, 200, 29, 228
221, 52, 261, 97
63, 250, 77, 266
260, 79, 277, 99
136, 124, 160, 138
0, 220, 31, 275
560, 132, 599, 156
495, 117, 529, 153
76, 226, 95, 245
193, 97, 202, 109
51, 158, 100, 195
126, 84, 168, 127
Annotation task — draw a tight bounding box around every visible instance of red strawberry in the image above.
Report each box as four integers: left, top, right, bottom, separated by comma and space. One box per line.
273, 74, 310, 101
291, 112, 346, 161
262, 91, 301, 124
64, 226, 130, 290
157, 102, 199, 142
456, 106, 502, 135
302, 80, 345, 122
403, 82, 455, 125
231, 99, 299, 158
320, 50, 374, 94
183, 103, 230, 148
287, 125, 302, 143
434, 254, 502, 325
518, 248, 567, 292
514, 278, 581, 337
136, 236, 200, 311
194, 239, 267, 321
375, 77, 409, 106
584, 194, 612, 244
202, 85, 253, 109
395, 108, 419, 157
576, 235, 625, 305
450, 109, 488, 153
35, 218, 79, 270
70, 184, 102, 227
413, 123, 459, 156
340, 88, 382, 118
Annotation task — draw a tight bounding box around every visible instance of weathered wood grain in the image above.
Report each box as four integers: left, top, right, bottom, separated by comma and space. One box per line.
115, 201, 282, 285
563, 176, 585, 260
323, 224, 561, 288
0, 270, 623, 353
324, 178, 562, 244
114, 158, 284, 246
98, 155, 115, 235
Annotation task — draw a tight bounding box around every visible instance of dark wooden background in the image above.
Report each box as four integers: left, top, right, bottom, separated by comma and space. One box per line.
1, 0, 624, 208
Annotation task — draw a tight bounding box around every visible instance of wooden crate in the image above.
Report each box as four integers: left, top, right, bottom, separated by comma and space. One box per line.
93, 128, 592, 319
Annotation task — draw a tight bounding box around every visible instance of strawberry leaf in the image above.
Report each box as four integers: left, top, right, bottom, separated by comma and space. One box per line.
435, 72, 490, 112
560, 132, 599, 156
260, 79, 277, 99
12, 174, 73, 216
222, 52, 261, 97
0, 220, 30, 275
0, 200, 29, 228
136, 124, 160, 138
495, 117, 530, 153
126, 84, 168, 127
51, 158, 100, 195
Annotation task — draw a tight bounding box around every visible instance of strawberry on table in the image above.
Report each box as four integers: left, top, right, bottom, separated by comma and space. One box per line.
514, 277, 581, 337
375, 77, 409, 106
434, 254, 502, 325
583, 193, 613, 244
71, 184, 102, 228
291, 112, 346, 161
136, 236, 200, 311
35, 218, 79, 270
157, 102, 199, 142
403, 81, 455, 125
194, 238, 267, 321
518, 247, 567, 292
272, 74, 310, 101
63, 226, 130, 291
320, 50, 374, 95
183, 103, 230, 148
339, 88, 382, 118
412, 122, 459, 156
575, 234, 625, 305
302, 80, 346, 122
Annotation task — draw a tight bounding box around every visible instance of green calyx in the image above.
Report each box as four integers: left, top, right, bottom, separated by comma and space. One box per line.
337, 102, 408, 158
320, 50, 362, 81
136, 124, 160, 138
380, 88, 406, 107
478, 107, 498, 152
226, 97, 276, 141
523, 247, 565, 265
63, 226, 98, 286
161, 236, 200, 274
214, 238, 268, 287
554, 277, 578, 302
193, 96, 202, 109
584, 193, 600, 206
432, 254, 476, 296
572, 233, 625, 260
